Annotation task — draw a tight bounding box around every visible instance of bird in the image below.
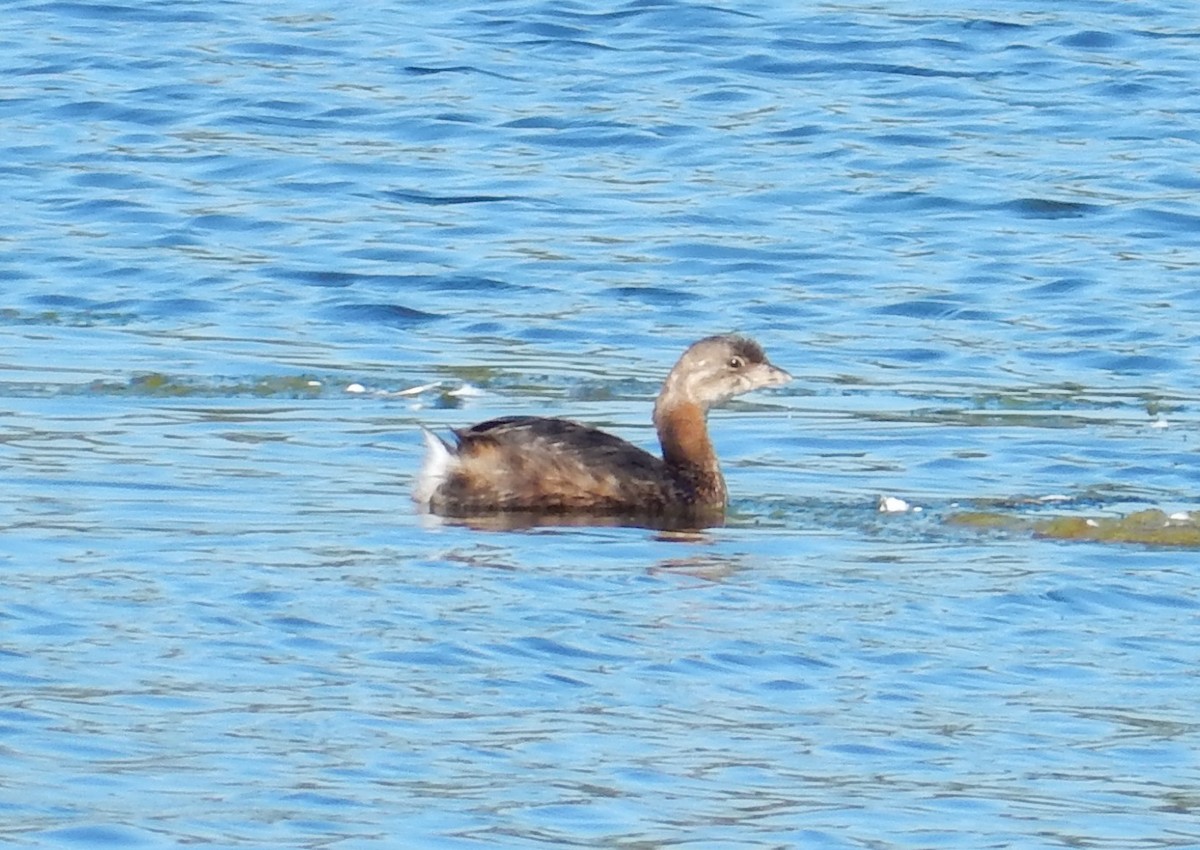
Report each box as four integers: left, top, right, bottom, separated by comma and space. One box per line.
414, 335, 790, 525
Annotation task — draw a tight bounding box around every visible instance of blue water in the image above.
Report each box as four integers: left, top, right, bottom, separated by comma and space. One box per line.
3, 0, 1200, 847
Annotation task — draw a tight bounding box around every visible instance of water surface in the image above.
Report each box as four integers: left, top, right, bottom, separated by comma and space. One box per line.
3, 1, 1200, 847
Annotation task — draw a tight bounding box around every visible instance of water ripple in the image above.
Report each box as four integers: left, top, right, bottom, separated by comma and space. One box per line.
4, 2, 1200, 848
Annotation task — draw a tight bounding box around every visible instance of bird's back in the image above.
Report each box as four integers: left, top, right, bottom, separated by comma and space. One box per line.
421, 415, 684, 515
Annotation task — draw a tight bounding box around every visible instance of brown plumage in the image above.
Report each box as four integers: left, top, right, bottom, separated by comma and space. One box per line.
413, 335, 790, 524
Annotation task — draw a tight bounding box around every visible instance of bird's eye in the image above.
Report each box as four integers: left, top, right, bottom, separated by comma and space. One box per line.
728, 357, 744, 369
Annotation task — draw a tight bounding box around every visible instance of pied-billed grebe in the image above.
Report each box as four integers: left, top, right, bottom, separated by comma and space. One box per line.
413, 335, 790, 521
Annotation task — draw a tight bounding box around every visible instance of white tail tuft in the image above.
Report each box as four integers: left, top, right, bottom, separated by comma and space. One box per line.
412, 427, 456, 509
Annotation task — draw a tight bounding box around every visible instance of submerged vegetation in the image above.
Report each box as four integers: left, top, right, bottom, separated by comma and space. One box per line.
948, 508, 1200, 547
88, 373, 330, 398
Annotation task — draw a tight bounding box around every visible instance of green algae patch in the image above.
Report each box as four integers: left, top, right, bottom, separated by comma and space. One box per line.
89, 374, 327, 398
1033, 510, 1200, 547
943, 511, 1028, 531
946, 508, 1200, 547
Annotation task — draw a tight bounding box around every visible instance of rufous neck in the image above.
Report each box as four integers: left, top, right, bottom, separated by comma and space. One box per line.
654, 399, 716, 471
